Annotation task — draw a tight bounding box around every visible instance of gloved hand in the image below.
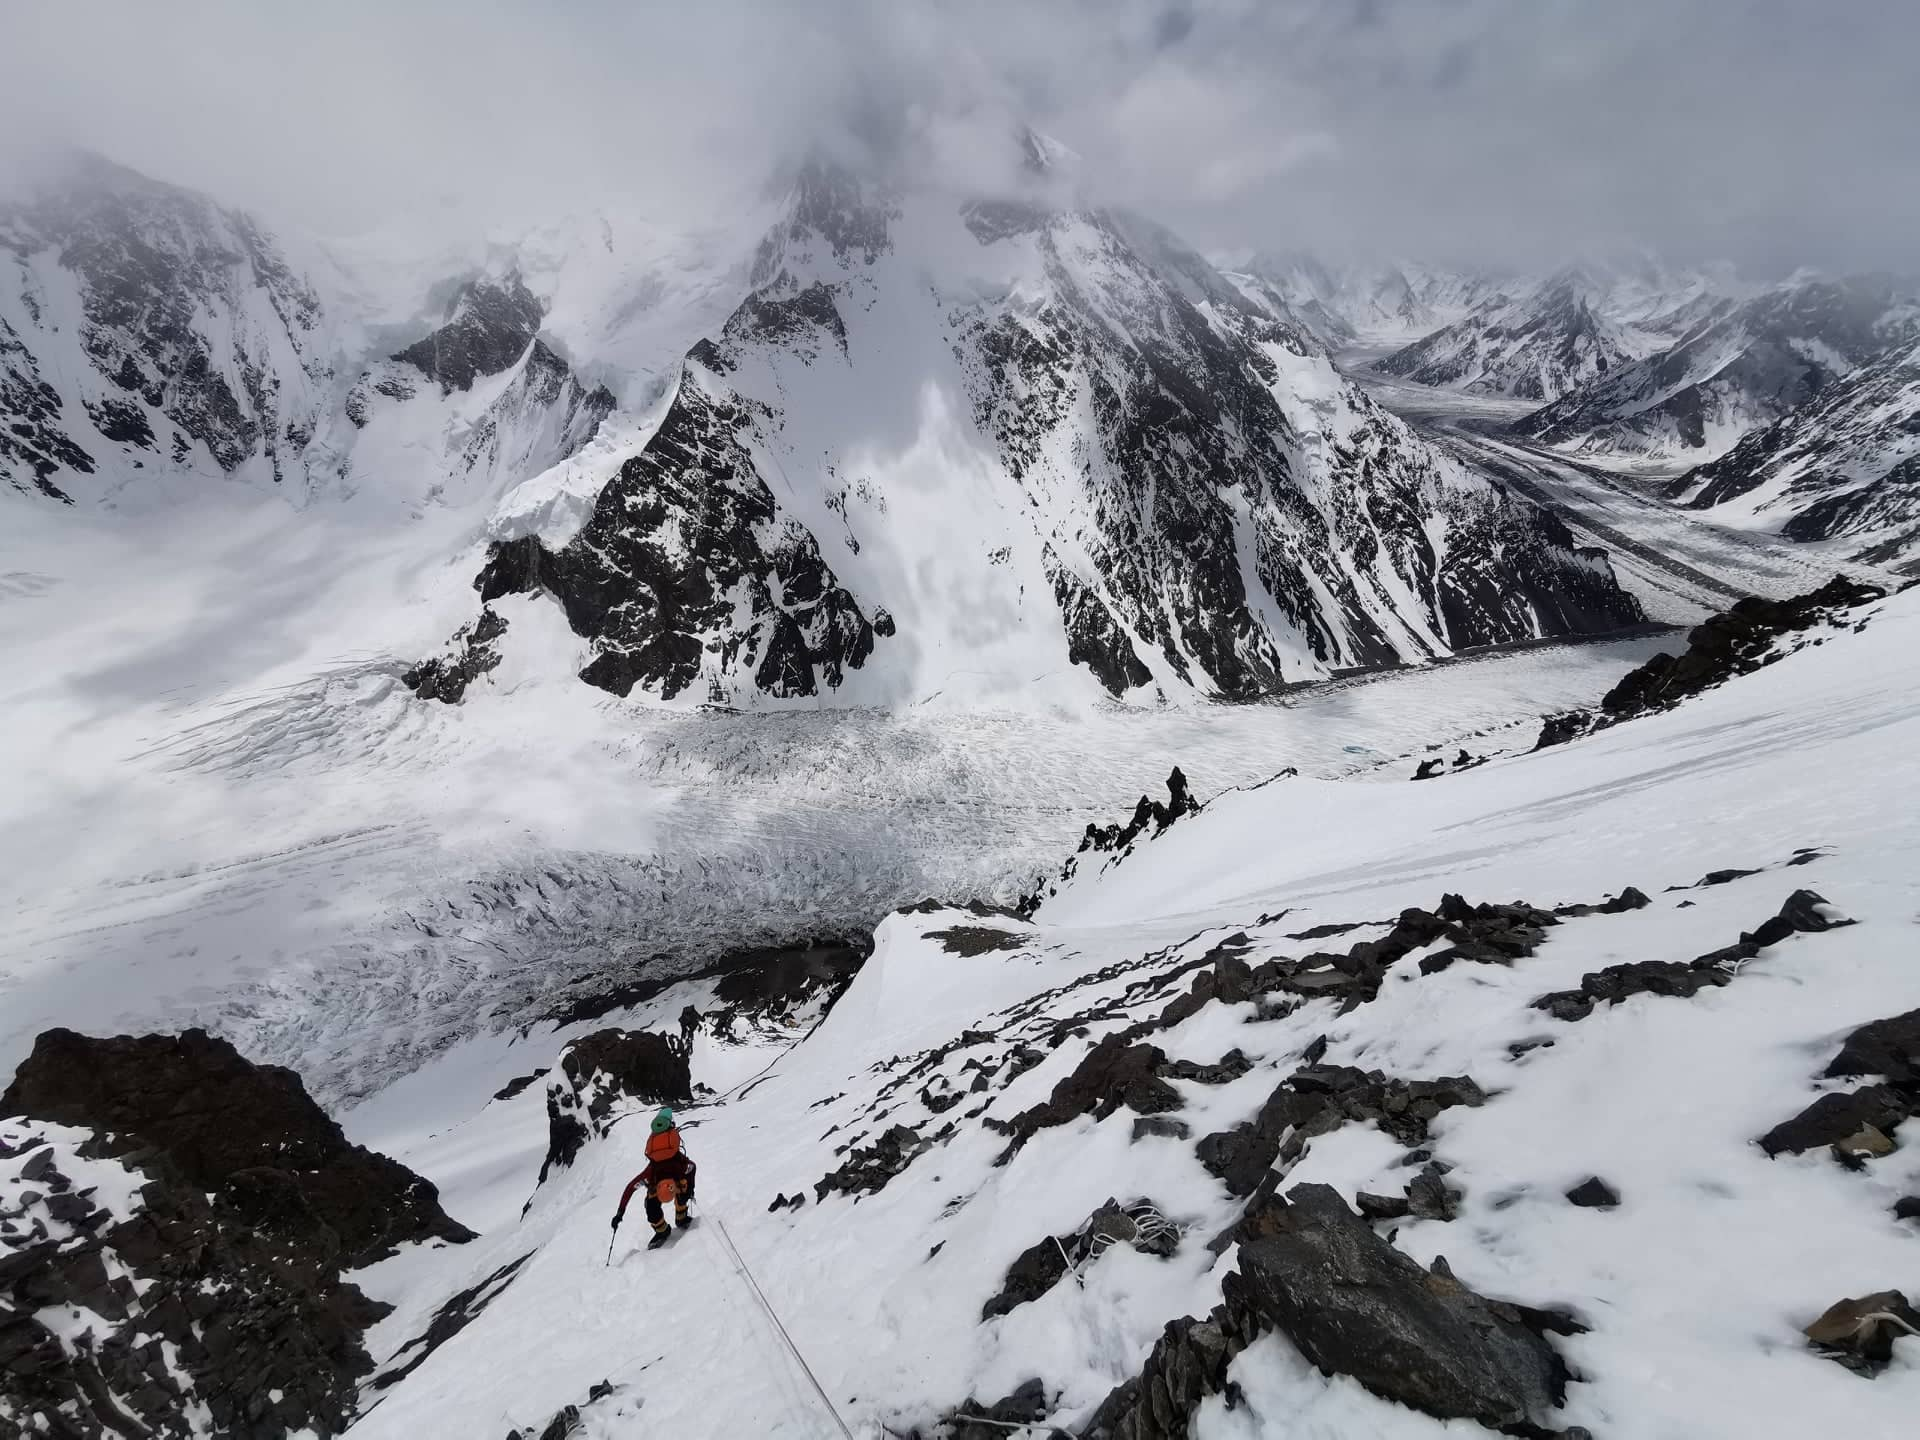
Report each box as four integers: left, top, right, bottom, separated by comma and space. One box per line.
610, 1214, 621, 1230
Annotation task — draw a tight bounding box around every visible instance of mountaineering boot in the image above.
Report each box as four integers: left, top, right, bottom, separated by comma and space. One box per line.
675, 1203, 693, 1230
648, 1223, 673, 1250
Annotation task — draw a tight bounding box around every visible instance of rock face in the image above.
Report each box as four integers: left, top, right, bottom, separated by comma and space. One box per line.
538, 1029, 692, 1183
1536, 576, 1892, 747
1670, 336, 1920, 571
1, 1027, 471, 1265
1513, 274, 1920, 462
431, 159, 1641, 708
2, 1028, 471, 1438
392, 273, 545, 392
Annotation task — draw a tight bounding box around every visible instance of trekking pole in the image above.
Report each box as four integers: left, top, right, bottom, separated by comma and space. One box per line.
606, 1227, 617, 1266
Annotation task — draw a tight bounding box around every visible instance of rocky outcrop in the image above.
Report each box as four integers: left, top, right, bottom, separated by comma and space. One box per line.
1196, 1066, 1485, 1197
538, 1029, 692, 1183
1536, 577, 1891, 747
1761, 1000, 1920, 1161
814, 1123, 932, 1202
404, 606, 509, 703
995, 1037, 1184, 1158
392, 273, 544, 393
2, 1027, 470, 1265
2, 1028, 471, 1439
1232, 1185, 1571, 1429
1536, 889, 1852, 1022
468, 366, 879, 703
1081, 1183, 1578, 1438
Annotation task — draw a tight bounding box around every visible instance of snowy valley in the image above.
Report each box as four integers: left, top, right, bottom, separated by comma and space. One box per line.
3, 102, 1920, 1440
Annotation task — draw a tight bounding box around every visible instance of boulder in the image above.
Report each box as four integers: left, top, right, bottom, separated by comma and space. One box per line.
1825, 1008, 1920, 1089
1564, 1176, 1620, 1209
1804, 1290, 1920, 1376
1759, 1086, 1908, 1157
1230, 1184, 1568, 1430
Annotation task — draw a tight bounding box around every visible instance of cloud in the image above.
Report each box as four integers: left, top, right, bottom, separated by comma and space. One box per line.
1, 0, 1915, 274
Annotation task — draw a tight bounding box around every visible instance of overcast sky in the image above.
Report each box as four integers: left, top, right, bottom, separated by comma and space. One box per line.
3, 0, 1915, 274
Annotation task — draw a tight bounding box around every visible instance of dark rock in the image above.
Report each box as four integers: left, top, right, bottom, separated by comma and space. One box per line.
371, 1253, 532, 1390
1158, 1049, 1253, 1085
1826, 1007, 1920, 1088
492, 1068, 548, 1103
1406, 1165, 1461, 1221
1536, 578, 1887, 747
1741, 888, 1853, 948
815, 1124, 930, 1201
1804, 1290, 1920, 1376
945, 1377, 1065, 1439
982, 1198, 1181, 1321
538, 1029, 692, 1184
459, 357, 881, 704
1893, 1196, 1920, 1222
1564, 1176, 1620, 1209
392, 272, 544, 392
1356, 1191, 1412, 1221
1197, 1066, 1484, 1197
1131, 1116, 1191, 1143
1759, 1085, 1909, 1157
1230, 1184, 1567, 1429
405, 607, 509, 704
1079, 768, 1201, 856
2, 1027, 470, 1265
925, 926, 1027, 956
998, 1036, 1183, 1157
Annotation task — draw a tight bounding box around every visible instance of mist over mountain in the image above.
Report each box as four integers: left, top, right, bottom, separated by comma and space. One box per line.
5, 7, 1919, 1440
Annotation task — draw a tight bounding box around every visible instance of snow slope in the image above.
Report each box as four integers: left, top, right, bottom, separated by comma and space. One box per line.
334, 581, 1920, 1439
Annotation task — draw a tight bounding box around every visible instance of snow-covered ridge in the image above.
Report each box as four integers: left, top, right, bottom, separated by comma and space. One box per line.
0, 153, 752, 516
182, 578, 1920, 1439
1511, 273, 1920, 464
1671, 335, 1920, 570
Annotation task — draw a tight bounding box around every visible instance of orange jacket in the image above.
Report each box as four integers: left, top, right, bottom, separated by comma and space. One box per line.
615, 1129, 696, 1217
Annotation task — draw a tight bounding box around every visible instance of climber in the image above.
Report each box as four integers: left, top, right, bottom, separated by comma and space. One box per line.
678, 1004, 702, 1047
611, 1107, 697, 1249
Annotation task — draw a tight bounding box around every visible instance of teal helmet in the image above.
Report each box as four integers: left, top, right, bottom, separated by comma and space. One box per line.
650, 1107, 676, 1135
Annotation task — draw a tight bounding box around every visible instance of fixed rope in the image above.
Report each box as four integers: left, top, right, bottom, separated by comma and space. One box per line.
709, 1214, 857, 1440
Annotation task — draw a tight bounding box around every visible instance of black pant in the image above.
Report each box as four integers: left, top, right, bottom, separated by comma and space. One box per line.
644, 1183, 693, 1227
